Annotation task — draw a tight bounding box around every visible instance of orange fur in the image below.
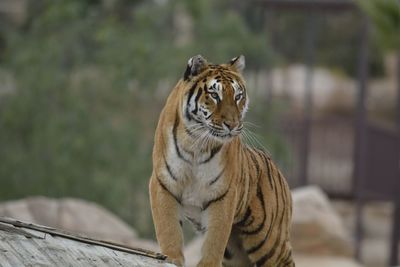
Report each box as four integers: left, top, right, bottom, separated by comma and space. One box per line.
149, 55, 295, 267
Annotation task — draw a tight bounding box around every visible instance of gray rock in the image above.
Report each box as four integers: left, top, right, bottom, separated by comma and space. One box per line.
291, 186, 354, 257
295, 254, 363, 267
0, 196, 138, 246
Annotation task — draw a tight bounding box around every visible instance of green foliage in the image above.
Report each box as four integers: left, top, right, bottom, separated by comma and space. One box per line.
262, 11, 386, 77
357, 0, 400, 51
0, 0, 284, 238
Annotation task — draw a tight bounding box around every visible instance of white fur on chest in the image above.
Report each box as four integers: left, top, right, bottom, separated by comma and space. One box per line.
180, 153, 223, 232
165, 128, 224, 231
165, 128, 224, 191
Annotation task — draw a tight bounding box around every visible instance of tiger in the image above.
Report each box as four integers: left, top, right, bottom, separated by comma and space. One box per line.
149, 55, 295, 267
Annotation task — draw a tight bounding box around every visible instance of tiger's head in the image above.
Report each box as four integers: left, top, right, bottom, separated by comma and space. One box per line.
181, 55, 248, 144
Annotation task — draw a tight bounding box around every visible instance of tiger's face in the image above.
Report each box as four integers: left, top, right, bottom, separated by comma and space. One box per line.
182, 55, 248, 143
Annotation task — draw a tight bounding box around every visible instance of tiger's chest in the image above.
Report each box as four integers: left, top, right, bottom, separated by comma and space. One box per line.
165, 136, 225, 232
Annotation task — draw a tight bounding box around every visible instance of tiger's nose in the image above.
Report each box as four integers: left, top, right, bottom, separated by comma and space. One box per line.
223, 121, 236, 131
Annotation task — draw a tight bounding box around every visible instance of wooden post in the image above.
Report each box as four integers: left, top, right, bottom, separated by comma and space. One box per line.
389, 52, 400, 267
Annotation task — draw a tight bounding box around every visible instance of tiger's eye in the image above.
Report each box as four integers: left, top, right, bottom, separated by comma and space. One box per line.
235, 94, 242, 101
211, 92, 219, 100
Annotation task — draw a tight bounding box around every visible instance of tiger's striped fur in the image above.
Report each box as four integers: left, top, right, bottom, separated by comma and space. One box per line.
149, 55, 295, 267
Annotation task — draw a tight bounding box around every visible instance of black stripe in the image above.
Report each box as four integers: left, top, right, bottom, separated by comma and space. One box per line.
205, 113, 213, 120
230, 56, 239, 65
184, 126, 196, 137
173, 112, 190, 163
183, 65, 191, 81
255, 214, 286, 266
255, 149, 274, 190
277, 172, 291, 215
209, 168, 225, 186
282, 250, 293, 266
275, 242, 290, 266
265, 159, 274, 190
241, 184, 266, 235
246, 211, 275, 255
202, 188, 229, 210
235, 194, 244, 219
235, 207, 251, 227
193, 87, 203, 115
185, 82, 198, 121
235, 155, 254, 227
182, 146, 194, 157
255, 175, 288, 267
241, 214, 265, 235
246, 237, 267, 255
235, 150, 254, 219
282, 250, 292, 263
249, 151, 260, 179
224, 248, 233, 260
238, 151, 252, 214
246, 213, 274, 254
186, 217, 205, 232
244, 215, 255, 228
156, 176, 181, 204
164, 157, 178, 181
248, 171, 281, 256
200, 145, 222, 164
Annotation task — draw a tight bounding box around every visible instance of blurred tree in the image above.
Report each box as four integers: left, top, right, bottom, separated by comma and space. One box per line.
357, 0, 400, 51
357, 0, 400, 123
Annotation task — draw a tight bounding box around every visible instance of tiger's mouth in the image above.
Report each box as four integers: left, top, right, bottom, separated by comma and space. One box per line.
207, 124, 243, 140
183, 120, 243, 146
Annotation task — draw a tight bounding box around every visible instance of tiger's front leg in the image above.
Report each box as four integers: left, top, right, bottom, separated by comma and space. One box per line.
197, 188, 237, 267
149, 175, 185, 266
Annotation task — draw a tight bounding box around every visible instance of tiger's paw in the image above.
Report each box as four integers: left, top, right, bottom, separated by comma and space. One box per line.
167, 257, 185, 267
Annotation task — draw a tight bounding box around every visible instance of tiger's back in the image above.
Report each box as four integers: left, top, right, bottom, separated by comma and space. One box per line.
149, 55, 294, 267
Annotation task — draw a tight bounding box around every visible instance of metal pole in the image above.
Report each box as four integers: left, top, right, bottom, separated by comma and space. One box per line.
353, 15, 370, 262
389, 52, 400, 267
390, 203, 400, 266
298, 14, 316, 187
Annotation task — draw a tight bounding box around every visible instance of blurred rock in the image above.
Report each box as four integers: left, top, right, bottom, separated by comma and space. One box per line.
262, 65, 356, 110
295, 254, 362, 267
291, 186, 353, 257
0, 196, 142, 247
333, 200, 395, 267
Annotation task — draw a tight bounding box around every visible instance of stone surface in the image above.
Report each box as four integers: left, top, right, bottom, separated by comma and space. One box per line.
0, 196, 139, 247
291, 186, 353, 257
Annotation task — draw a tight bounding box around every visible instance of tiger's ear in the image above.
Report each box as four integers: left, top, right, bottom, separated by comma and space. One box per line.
183, 55, 208, 81
229, 55, 245, 73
